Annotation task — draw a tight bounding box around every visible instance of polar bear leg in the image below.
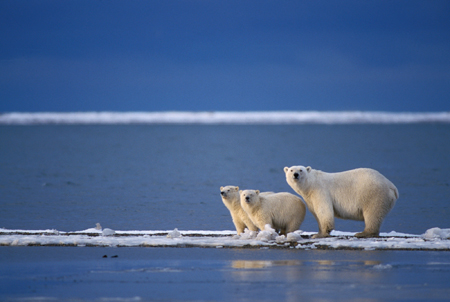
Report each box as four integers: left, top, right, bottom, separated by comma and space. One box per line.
285, 224, 296, 235
355, 229, 380, 238
245, 221, 259, 232
312, 220, 334, 238
311, 199, 334, 238
285, 219, 301, 234
233, 219, 246, 235
312, 214, 334, 238
355, 210, 383, 238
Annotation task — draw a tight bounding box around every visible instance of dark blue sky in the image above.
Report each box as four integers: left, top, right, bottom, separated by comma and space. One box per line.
1, 0, 449, 112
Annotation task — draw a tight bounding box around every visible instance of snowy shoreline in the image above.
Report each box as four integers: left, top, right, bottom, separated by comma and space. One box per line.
1, 227, 449, 251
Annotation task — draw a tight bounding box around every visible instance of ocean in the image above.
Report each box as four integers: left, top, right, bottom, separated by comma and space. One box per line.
1, 112, 450, 301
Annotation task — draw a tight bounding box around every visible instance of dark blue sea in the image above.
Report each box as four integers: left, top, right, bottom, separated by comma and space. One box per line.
1, 123, 450, 301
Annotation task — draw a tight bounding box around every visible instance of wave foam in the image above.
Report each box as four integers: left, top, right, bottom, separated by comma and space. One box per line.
1, 111, 450, 125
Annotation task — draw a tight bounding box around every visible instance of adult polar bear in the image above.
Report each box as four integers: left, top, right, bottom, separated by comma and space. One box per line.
284, 166, 399, 238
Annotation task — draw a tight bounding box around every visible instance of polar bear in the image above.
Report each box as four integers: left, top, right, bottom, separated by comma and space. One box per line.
220, 186, 259, 235
284, 166, 399, 238
240, 189, 306, 235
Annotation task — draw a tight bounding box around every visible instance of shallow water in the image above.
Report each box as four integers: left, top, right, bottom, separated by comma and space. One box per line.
1, 124, 449, 234
1, 247, 450, 301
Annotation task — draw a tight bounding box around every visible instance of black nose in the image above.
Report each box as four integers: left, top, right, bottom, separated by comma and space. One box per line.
293, 172, 299, 179
245, 196, 250, 202
220, 192, 225, 196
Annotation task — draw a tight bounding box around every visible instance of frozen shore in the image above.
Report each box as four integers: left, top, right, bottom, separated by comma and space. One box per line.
1, 227, 450, 250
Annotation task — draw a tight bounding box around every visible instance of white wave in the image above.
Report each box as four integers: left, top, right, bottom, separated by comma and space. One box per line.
1, 227, 449, 250
1, 111, 450, 125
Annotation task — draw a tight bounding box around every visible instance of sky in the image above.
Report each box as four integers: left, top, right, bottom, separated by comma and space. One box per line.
1, 0, 449, 112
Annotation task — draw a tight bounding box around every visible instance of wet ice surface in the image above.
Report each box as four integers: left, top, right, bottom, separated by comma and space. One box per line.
1, 246, 450, 301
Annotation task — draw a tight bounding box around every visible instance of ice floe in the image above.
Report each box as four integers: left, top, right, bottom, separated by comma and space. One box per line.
1, 227, 450, 250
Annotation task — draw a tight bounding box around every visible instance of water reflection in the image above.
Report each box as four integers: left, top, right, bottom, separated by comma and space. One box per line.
232, 260, 302, 269
229, 259, 385, 301
231, 259, 381, 270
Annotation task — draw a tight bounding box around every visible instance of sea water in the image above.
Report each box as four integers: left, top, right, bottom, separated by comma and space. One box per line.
1, 124, 449, 234
2, 247, 450, 301
1, 123, 450, 301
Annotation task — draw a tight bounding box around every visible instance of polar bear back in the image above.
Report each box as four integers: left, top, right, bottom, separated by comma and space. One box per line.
307, 168, 398, 220
260, 192, 305, 228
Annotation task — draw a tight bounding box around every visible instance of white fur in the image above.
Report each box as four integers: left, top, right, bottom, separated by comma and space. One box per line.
284, 166, 399, 238
240, 189, 306, 235
220, 186, 258, 234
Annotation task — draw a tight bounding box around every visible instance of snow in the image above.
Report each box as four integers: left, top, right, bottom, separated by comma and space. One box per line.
1, 111, 450, 125
166, 228, 182, 238
1, 227, 450, 250
422, 227, 450, 239
102, 228, 116, 236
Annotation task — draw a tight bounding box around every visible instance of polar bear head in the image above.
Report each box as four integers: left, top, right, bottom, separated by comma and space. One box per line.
240, 189, 260, 207
284, 166, 311, 188
220, 186, 240, 203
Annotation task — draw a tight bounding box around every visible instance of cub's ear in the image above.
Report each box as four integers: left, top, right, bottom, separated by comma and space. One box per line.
235, 186, 239, 191
284, 167, 289, 173
256, 190, 260, 195
306, 166, 312, 172
220, 186, 224, 190
239, 190, 242, 194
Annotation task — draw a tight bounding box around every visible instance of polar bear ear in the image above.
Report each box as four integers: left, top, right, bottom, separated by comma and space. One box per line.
306, 166, 311, 172
220, 186, 224, 190
256, 190, 260, 195
284, 167, 289, 173
235, 186, 239, 191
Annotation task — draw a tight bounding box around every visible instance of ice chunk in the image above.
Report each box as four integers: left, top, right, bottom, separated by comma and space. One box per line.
423, 227, 450, 239
286, 232, 302, 242
275, 235, 286, 244
239, 228, 257, 240
102, 228, 115, 236
167, 228, 182, 239
256, 225, 278, 242
95, 223, 102, 230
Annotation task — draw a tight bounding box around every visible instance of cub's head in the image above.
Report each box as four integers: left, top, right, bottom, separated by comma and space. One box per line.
284, 166, 311, 186
240, 189, 260, 207
220, 186, 240, 201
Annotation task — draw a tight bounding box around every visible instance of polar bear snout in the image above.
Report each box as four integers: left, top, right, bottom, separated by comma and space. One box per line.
220, 191, 226, 196
293, 172, 299, 179
245, 196, 251, 203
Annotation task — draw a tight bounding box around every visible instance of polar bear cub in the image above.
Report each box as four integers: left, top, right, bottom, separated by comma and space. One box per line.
240, 190, 306, 235
284, 166, 399, 238
220, 186, 259, 235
